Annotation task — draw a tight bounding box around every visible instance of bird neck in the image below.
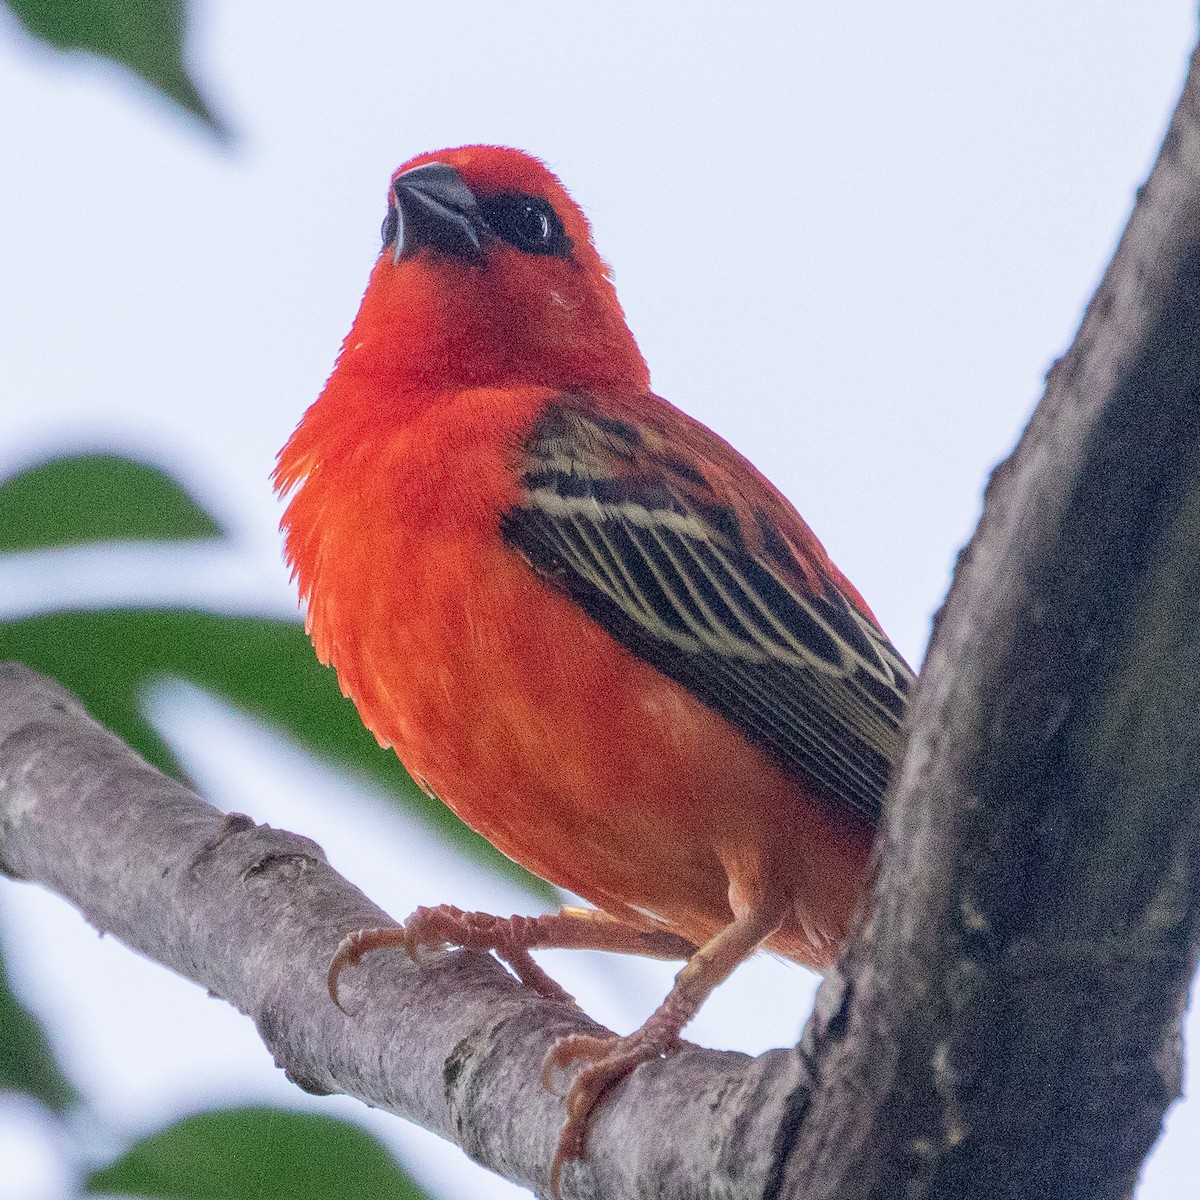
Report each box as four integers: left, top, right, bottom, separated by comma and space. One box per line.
324, 255, 651, 416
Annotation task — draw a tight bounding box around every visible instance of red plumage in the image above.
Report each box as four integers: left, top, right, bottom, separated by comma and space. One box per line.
276, 145, 911, 1189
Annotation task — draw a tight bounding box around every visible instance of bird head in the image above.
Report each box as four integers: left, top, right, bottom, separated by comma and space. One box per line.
338, 146, 650, 397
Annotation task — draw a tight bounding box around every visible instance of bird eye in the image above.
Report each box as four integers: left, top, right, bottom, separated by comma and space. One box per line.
479, 193, 573, 259
381, 204, 399, 250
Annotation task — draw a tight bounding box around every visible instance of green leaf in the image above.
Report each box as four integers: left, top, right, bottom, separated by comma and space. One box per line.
0, 455, 224, 552
0, 935, 77, 1111
0, 609, 552, 902
86, 1108, 433, 1199
4, 0, 223, 133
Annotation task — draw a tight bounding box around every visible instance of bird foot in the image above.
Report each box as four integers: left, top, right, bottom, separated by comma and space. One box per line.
327, 925, 407, 1010
328, 906, 578, 1009
543, 1024, 682, 1195
405, 904, 578, 1004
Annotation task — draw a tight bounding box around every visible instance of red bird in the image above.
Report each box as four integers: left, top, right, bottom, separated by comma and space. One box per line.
276, 146, 912, 1191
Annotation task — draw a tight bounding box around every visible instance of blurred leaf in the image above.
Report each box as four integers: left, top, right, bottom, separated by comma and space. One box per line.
86, 1107, 433, 1199
4, 0, 222, 132
0, 609, 552, 902
0, 454, 224, 552
0, 935, 77, 1111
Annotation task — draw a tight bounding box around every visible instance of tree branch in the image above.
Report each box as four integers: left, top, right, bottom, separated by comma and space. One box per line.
778, 41, 1200, 1200
4, 37, 1200, 1200
0, 662, 799, 1198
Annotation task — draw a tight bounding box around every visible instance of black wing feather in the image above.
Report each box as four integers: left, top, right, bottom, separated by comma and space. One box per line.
500, 404, 914, 827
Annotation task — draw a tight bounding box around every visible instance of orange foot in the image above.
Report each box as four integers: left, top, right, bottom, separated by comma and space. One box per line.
539, 906, 781, 1195
543, 1020, 683, 1195
328, 904, 580, 1007
327, 904, 774, 1199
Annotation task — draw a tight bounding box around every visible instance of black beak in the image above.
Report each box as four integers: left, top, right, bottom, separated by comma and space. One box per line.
389, 162, 483, 265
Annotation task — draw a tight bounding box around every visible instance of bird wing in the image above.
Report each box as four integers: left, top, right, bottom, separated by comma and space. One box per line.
500, 399, 914, 828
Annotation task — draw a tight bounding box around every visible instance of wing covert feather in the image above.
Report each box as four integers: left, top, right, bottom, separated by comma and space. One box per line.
500, 401, 913, 827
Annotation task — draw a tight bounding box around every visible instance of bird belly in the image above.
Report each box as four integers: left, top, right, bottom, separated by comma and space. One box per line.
316, 517, 870, 964
288, 390, 872, 965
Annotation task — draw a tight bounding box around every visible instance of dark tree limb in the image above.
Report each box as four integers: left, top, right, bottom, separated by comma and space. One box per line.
4, 37, 1200, 1200
778, 41, 1200, 1200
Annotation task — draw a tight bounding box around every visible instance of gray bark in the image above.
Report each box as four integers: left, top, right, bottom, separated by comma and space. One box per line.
0, 663, 797, 1198
776, 41, 1200, 1200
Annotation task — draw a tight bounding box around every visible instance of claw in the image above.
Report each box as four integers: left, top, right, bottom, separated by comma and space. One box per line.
327, 930, 364, 1011
541, 1032, 614, 1090
544, 1026, 681, 1195
327, 926, 406, 1011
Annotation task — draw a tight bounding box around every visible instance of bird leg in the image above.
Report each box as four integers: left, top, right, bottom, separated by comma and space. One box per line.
543, 906, 781, 1195
328, 902, 778, 1196
328, 904, 697, 1010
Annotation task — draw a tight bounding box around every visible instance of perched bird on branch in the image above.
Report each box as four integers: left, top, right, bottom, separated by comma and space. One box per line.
276, 145, 912, 1192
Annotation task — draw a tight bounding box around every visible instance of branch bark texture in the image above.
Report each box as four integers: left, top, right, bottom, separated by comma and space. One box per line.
777, 43, 1200, 1200
0, 663, 799, 1199
4, 39, 1200, 1200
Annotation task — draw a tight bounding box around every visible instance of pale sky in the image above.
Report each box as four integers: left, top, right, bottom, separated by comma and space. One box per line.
1, 3, 1198, 1197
